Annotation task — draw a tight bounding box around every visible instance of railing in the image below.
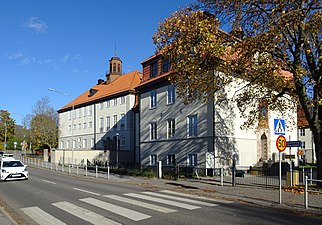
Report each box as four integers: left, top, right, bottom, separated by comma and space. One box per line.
304, 176, 322, 209
17, 155, 112, 180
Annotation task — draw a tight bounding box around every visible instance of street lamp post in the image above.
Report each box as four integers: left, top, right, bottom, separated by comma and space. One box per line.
4, 122, 7, 153
116, 133, 119, 168
48, 88, 75, 165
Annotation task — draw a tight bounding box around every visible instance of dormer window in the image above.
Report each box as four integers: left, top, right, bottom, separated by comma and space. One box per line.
88, 88, 98, 97
161, 58, 170, 73
150, 61, 158, 78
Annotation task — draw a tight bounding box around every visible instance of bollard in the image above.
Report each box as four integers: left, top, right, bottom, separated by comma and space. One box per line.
107, 166, 110, 180
95, 165, 98, 178
158, 161, 162, 179
304, 176, 308, 209
76, 165, 79, 175
85, 165, 88, 176
220, 168, 224, 186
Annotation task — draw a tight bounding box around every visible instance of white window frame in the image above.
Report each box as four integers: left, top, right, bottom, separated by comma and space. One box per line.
150, 122, 157, 140
106, 116, 110, 131
187, 154, 197, 166
120, 96, 125, 105
150, 91, 157, 108
187, 115, 198, 137
113, 115, 118, 130
167, 85, 175, 104
150, 154, 157, 165
167, 119, 175, 138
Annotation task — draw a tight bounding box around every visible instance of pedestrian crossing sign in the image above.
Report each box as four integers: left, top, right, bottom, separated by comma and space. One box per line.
274, 119, 285, 135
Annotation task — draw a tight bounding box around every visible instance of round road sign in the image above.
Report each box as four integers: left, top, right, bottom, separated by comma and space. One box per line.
276, 135, 287, 152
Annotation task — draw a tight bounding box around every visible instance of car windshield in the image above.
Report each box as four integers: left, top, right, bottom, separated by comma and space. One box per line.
2, 161, 24, 167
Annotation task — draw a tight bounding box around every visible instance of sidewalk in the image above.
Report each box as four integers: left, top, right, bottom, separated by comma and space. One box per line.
114, 175, 322, 217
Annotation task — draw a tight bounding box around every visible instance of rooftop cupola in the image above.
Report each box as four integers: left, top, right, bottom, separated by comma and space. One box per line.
106, 56, 122, 84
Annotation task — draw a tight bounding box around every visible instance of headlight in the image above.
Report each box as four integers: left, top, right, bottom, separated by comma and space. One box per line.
23, 167, 28, 172
1, 169, 8, 173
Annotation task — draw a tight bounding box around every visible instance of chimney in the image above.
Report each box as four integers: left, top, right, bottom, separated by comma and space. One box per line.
97, 79, 104, 85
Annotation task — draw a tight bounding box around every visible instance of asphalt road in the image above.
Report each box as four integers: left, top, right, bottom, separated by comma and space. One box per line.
0, 167, 321, 225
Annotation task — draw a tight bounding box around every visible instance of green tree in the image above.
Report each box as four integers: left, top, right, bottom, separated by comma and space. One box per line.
0, 110, 15, 150
153, 1, 322, 181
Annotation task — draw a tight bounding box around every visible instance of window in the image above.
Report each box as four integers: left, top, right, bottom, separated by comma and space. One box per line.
150, 155, 157, 165
187, 154, 197, 166
82, 139, 87, 148
106, 116, 110, 131
167, 119, 175, 138
167, 85, 175, 104
88, 106, 92, 116
68, 111, 71, 120
113, 98, 118, 106
150, 61, 158, 78
113, 63, 116, 72
161, 58, 170, 73
73, 124, 76, 130
89, 121, 92, 128
91, 138, 94, 149
83, 122, 87, 129
150, 91, 157, 108
67, 140, 70, 149
83, 107, 87, 117
166, 154, 176, 166
78, 123, 81, 130
121, 113, 126, 129
150, 122, 157, 140
187, 115, 198, 137
106, 100, 110, 108
120, 96, 125, 105
100, 117, 104, 132
121, 136, 126, 146
77, 108, 81, 118
72, 140, 76, 149
300, 129, 305, 136
302, 141, 306, 149
60, 141, 64, 149
99, 102, 103, 110
113, 115, 118, 129
68, 125, 71, 131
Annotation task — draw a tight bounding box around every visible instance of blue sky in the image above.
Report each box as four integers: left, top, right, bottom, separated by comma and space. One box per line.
0, 0, 193, 125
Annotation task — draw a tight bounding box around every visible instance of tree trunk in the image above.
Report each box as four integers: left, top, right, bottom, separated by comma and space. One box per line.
313, 131, 322, 187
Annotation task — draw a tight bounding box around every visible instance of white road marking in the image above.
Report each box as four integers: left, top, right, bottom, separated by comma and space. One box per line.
42, 180, 56, 185
21, 206, 66, 225
73, 188, 100, 196
80, 197, 151, 221
160, 190, 234, 204
144, 192, 218, 207
52, 201, 121, 225
124, 193, 200, 210
103, 195, 177, 213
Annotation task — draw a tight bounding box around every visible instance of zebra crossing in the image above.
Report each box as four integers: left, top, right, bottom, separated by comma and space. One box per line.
21, 190, 231, 225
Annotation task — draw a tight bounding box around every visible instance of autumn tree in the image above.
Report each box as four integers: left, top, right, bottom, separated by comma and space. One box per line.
0, 110, 15, 150
29, 97, 58, 151
153, 0, 322, 180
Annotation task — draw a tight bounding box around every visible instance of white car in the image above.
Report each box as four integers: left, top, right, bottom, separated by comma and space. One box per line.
0, 158, 29, 181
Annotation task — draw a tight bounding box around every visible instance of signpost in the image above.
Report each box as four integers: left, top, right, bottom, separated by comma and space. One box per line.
286, 141, 302, 147
276, 135, 286, 204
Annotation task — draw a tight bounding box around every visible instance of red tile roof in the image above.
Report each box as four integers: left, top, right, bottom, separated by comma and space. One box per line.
58, 70, 142, 112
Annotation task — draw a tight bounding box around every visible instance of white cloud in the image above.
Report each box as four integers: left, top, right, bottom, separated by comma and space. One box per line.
24, 17, 48, 33
61, 53, 82, 63
6, 51, 39, 66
